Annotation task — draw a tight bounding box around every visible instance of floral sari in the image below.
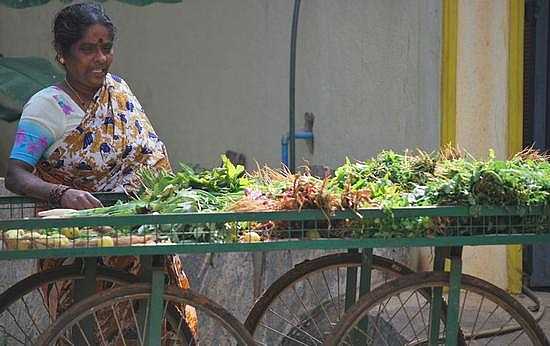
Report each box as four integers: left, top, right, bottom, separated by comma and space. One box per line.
35, 74, 198, 338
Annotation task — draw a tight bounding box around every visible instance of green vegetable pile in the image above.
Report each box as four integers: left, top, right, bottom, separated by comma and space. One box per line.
72, 148, 550, 241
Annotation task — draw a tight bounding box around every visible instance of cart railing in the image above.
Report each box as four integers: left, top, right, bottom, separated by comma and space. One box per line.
2, 199, 550, 260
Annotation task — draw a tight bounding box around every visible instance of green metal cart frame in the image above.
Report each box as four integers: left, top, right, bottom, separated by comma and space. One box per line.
1, 195, 549, 345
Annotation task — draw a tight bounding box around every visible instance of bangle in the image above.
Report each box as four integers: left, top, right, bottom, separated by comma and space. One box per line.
49, 185, 71, 206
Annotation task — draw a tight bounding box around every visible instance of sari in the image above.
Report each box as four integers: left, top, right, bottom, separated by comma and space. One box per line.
34, 73, 198, 338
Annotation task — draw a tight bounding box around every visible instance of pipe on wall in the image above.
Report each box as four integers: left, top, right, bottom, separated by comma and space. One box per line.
289, 0, 302, 172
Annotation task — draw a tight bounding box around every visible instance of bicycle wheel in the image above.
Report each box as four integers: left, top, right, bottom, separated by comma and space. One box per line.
244, 252, 419, 345
326, 271, 549, 345
0, 264, 138, 345
37, 283, 256, 345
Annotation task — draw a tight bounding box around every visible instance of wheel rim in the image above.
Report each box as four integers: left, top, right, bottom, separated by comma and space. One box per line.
0, 265, 137, 345
246, 253, 413, 345
40, 284, 255, 346
328, 272, 547, 346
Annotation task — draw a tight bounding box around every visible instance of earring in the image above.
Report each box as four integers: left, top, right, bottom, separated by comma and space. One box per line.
59, 57, 65, 64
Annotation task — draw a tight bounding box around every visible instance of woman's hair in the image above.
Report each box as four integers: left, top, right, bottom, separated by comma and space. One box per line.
53, 2, 116, 57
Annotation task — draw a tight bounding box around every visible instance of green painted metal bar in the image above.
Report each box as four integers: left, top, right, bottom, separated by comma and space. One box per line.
3, 205, 549, 230
146, 260, 165, 346
3, 234, 550, 261
73, 258, 97, 345
137, 256, 153, 342
429, 247, 447, 345
359, 248, 373, 296
354, 248, 373, 344
445, 249, 463, 346
344, 248, 358, 312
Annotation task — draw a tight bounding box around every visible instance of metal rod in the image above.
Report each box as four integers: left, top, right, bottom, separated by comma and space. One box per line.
73, 257, 97, 346
344, 248, 358, 312
429, 247, 446, 345
354, 248, 373, 343
146, 262, 165, 346
445, 247, 463, 346
289, 0, 302, 173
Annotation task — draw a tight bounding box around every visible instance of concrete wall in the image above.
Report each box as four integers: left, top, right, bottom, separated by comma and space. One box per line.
0, 0, 441, 173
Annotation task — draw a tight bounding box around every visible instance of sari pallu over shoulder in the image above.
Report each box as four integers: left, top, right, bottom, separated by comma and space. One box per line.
36, 73, 171, 192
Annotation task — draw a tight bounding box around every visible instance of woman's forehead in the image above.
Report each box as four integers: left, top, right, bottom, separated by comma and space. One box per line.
79, 24, 113, 43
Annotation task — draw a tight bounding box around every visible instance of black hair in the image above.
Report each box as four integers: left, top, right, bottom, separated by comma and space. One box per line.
53, 2, 116, 58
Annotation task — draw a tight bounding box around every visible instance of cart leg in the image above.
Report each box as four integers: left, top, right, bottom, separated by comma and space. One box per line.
146, 256, 166, 346
344, 249, 359, 312
429, 247, 447, 345
73, 257, 97, 345
351, 248, 373, 344
445, 247, 463, 346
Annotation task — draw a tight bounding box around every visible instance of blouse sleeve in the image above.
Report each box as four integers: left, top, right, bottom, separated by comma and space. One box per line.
9, 92, 65, 166
9, 119, 55, 166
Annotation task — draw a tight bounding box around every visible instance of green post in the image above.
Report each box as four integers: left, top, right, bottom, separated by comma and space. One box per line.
353, 248, 373, 343
445, 248, 463, 346
344, 248, 359, 311
429, 247, 447, 345
146, 257, 165, 346
73, 257, 97, 345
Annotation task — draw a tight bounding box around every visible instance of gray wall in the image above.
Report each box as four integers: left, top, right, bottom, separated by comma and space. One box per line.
0, 0, 441, 174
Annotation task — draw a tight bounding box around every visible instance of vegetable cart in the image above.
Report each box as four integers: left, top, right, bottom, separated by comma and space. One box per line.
0, 195, 549, 345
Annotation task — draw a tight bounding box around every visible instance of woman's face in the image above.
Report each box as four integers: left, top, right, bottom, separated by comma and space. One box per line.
63, 24, 114, 90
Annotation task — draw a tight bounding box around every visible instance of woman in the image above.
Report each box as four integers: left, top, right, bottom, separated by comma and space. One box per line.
5, 2, 197, 337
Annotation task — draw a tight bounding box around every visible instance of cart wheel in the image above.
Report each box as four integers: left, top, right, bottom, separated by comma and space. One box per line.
0, 264, 138, 345
245, 252, 425, 345
37, 283, 256, 345
325, 271, 549, 346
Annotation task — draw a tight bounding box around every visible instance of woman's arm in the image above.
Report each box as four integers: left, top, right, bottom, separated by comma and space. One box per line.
6, 159, 102, 210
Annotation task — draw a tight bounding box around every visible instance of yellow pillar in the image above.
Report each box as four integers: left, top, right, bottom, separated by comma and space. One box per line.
506, 0, 525, 295
439, 0, 524, 292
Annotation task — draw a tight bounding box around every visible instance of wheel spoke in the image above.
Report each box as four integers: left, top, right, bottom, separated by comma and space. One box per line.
506, 329, 526, 345
257, 322, 313, 345
395, 292, 421, 340
468, 296, 487, 345
413, 290, 429, 335
321, 270, 338, 319
0, 326, 26, 345
75, 321, 92, 346
482, 315, 515, 345
93, 310, 108, 346
128, 298, 144, 346
306, 276, 335, 327
6, 306, 34, 343
21, 295, 42, 336
262, 307, 323, 343
111, 303, 128, 346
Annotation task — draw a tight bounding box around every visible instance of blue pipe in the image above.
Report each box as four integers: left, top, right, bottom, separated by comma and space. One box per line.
281, 131, 313, 168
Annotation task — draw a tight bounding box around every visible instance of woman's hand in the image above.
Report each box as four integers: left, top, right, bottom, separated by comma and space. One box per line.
60, 189, 103, 210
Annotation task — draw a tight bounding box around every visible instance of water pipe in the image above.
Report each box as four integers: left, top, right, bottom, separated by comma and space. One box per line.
281, 130, 313, 168
289, 0, 301, 173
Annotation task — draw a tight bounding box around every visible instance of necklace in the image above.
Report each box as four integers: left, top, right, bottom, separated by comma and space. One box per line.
64, 79, 91, 110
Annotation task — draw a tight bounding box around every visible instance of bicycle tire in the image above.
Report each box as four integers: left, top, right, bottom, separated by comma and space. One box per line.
0, 264, 142, 345
325, 271, 549, 345
37, 283, 256, 345
245, 252, 428, 344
